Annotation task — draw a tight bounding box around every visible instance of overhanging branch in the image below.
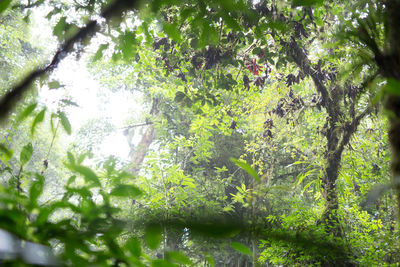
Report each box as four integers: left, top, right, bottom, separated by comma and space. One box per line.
0, 0, 139, 122
0, 20, 98, 121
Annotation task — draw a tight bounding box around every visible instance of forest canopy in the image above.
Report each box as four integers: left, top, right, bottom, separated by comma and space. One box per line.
1, 0, 400, 266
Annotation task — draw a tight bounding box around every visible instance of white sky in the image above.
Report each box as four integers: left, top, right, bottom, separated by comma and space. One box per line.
43, 56, 142, 160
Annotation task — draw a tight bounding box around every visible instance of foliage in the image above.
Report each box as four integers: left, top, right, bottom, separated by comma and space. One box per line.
1, 0, 400, 266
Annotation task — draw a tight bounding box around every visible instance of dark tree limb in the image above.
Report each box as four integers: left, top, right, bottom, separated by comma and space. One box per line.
337, 105, 372, 156
281, 36, 340, 120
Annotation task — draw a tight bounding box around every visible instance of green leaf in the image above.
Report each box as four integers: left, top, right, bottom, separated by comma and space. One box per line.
71, 165, 101, 187
50, 113, 57, 134
163, 23, 181, 42
252, 47, 262, 55
93, 43, 109, 62
230, 158, 260, 182
67, 187, 92, 199
53, 16, 67, 40
267, 21, 287, 32
67, 152, 75, 165
31, 108, 46, 135
230, 242, 252, 256
60, 99, 79, 107
125, 236, 141, 257
184, 97, 193, 108
119, 31, 136, 60
383, 78, 400, 97
35, 201, 77, 226
221, 12, 241, 31
302, 180, 315, 194
0, 0, 12, 14
58, 111, 72, 135
166, 251, 193, 265
292, 0, 323, 7
174, 91, 186, 103
343, 174, 354, 188
199, 24, 218, 47
145, 224, 162, 250
180, 8, 194, 22
296, 169, 315, 185
29, 174, 44, 204
20, 143, 33, 166
110, 184, 142, 198
17, 103, 37, 122
204, 253, 215, 267
77, 153, 87, 165
48, 80, 64, 89
315, 15, 324, 27
0, 144, 13, 162
151, 259, 178, 267
67, 175, 76, 185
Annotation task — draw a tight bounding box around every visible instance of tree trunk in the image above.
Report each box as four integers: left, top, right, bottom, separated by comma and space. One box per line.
129, 124, 155, 173
384, 0, 400, 218
371, 0, 400, 218
129, 97, 160, 173
321, 149, 342, 231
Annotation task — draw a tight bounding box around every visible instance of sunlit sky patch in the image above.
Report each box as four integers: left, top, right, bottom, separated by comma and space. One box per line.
43, 56, 142, 160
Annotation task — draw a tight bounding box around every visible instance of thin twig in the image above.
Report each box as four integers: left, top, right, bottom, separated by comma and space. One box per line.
120, 121, 153, 130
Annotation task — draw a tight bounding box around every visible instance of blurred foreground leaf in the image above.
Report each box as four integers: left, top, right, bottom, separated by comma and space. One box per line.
31, 108, 46, 135
230, 241, 252, 256
0, 0, 12, 14
110, 184, 142, 198
0, 144, 13, 162
231, 158, 260, 182
145, 224, 162, 250
58, 111, 71, 135
70, 165, 101, 187
165, 251, 193, 265
20, 143, 33, 166
17, 103, 37, 122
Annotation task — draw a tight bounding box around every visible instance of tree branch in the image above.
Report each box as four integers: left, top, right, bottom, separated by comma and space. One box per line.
337, 105, 372, 155
281, 36, 337, 117
121, 121, 153, 130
